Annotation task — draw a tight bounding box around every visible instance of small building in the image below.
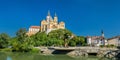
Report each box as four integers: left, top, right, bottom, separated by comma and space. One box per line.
107, 36, 120, 46
86, 30, 107, 46
26, 26, 40, 36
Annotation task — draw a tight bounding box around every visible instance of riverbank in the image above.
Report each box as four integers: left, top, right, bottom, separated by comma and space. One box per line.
39, 46, 119, 58
0, 52, 104, 60
0, 46, 120, 60
0, 47, 40, 53
0, 46, 119, 58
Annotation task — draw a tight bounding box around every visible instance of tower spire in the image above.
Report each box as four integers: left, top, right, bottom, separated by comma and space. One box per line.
54, 12, 57, 17
101, 30, 104, 37
48, 10, 50, 16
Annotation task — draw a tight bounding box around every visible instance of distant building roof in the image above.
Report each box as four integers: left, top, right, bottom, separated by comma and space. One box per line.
30, 26, 40, 29
108, 35, 120, 40
86, 36, 104, 40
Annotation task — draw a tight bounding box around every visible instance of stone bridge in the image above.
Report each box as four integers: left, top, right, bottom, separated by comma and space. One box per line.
39, 46, 119, 58
53, 47, 119, 57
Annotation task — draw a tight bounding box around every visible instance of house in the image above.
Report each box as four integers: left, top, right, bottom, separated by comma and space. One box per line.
107, 36, 120, 46
86, 30, 108, 46
26, 26, 40, 36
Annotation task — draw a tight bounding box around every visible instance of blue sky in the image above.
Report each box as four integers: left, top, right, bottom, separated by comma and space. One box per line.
0, 0, 120, 38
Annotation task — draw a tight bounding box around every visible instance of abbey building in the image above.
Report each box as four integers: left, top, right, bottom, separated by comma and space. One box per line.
27, 11, 65, 36
41, 11, 65, 33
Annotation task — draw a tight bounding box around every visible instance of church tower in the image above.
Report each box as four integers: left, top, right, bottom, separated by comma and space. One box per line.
101, 30, 104, 38
46, 10, 51, 23
54, 12, 58, 23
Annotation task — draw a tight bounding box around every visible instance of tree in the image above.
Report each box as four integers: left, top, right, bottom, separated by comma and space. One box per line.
78, 36, 86, 46
0, 33, 10, 48
31, 32, 48, 46
69, 36, 86, 46
48, 29, 73, 47
69, 40, 76, 46
16, 28, 27, 43
11, 28, 33, 52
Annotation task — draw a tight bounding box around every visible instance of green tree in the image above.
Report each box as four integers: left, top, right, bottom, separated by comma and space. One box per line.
46, 38, 64, 46
69, 40, 76, 46
31, 32, 48, 46
0, 33, 10, 48
48, 29, 73, 47
11, 28, 33, 52
16, 28, 27, 43
68, 36, 85, 46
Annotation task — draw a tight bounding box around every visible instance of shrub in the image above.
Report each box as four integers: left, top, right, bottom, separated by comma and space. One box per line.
100, 45, 104, 48
110, 44, 115, 48
82, 43, 88, 46
105, 44, 116, 48
0, 48, 12, 52
30, 48, 40, 53
105, 45, 110, 48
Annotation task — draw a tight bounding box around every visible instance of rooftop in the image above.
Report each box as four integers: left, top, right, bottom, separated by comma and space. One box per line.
108, 35, 120, 40
30, 26, 40, 29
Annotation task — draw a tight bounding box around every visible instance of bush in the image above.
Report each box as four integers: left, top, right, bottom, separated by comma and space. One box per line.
110, 44, 115, 48
82, 43, 88, 46
0, 48, 12, 52
100, 45, 104, 48
68, 40, 76, 46
105, 44, 116, 48
30, 48, 40, 53
105, 45, 110, 48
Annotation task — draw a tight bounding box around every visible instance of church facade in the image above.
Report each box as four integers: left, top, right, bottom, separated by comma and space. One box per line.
40, 11, 65, 33
27, 11, 65, 36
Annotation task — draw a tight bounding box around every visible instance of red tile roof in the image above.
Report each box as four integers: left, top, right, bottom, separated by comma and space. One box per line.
86, 36, 104, 40
30, 26, 40, 29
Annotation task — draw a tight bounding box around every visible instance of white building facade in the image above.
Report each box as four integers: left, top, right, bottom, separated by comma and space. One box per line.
86, 30, 107, 46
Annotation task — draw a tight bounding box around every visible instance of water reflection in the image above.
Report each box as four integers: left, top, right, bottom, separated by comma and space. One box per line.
7, 56, 12, 60
0, 52, 7, 60
0, 52, 117, 60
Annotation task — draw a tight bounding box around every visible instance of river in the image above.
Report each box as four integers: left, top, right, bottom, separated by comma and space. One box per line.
0, 52, 113, 60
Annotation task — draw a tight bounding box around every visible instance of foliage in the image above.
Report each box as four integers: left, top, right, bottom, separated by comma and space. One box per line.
82, 43, 88, 46
30, 29, 86, 47
48, 29, 73, 47
68, 40, 76, 46
101, 44, 116, 48
47, 38, 64, 46
30, 48, 40, 53
110, 44, 115, 48
105, 45, 110, 48
0, 28, 86, 52
105, 44, 116, 48
100, 45, 104, 48
69, 36, 85, 46
10, 28, 34, 52
31, 32, 48, 46
0, 33, 10, 48
48, 29, 72, 40
0, 48, 12, 52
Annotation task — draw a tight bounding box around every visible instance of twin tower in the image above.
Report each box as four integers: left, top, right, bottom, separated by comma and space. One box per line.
27, 11, 65, 36
41, 11, 65, 33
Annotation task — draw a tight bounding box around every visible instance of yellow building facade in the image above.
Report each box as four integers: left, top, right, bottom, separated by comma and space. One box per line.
41, 11, 65, 33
